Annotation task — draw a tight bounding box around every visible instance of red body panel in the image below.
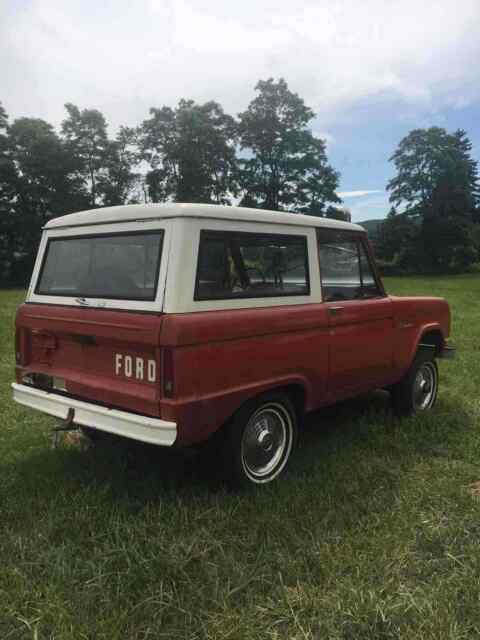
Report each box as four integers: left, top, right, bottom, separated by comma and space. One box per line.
15, 294, 451, 446
325, 297, 395, 394
160, 305, 331, 444
389, 296, 451, 370
15, 304, 164, 418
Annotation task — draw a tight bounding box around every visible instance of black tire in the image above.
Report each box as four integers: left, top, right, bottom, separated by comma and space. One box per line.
221, 392, 298, 488
390, 349, 439, 416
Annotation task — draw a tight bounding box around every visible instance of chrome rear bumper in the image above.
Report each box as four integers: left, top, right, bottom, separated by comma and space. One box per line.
12, 383, 177, 446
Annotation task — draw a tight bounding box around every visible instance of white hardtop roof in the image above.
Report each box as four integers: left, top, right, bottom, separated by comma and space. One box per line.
45, 202, 364, 232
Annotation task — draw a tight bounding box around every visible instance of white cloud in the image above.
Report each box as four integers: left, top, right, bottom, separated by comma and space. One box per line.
338, 190, 383, 198
1, 0, 479, 131
346, 192, 391, 222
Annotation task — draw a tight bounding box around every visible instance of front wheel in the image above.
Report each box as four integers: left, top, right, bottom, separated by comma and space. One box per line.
222, 393, 298, 487
390, 350, 439, 416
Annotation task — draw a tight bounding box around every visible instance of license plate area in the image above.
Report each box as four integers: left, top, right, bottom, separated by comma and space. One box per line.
22, 373, 66, 392
31, 331, 58, 364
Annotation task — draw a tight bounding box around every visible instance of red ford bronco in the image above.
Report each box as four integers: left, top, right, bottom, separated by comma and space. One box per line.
12, 203, 455, 486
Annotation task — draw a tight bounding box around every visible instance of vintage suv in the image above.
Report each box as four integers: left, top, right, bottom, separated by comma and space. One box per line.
12, 203, 455, 486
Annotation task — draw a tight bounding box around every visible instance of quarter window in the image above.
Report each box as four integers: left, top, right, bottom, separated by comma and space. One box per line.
195, 231, 310, 300
317, 230, 382, 302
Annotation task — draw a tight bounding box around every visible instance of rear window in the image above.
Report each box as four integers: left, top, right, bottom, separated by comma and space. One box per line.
195, 230, 309, 300
36, 231, 164, 301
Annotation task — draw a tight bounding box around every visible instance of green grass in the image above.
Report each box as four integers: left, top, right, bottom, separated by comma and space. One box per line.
1, 276, 480, 639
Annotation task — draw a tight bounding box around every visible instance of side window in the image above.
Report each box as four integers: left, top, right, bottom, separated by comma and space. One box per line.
195, 230, 309, 300
317, 230, 382, 302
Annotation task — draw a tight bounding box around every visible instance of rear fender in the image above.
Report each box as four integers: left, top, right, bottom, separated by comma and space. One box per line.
172, 374, 313, 446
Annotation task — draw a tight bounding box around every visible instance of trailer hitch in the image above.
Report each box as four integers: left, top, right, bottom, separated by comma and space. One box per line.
51, 408, 78, 449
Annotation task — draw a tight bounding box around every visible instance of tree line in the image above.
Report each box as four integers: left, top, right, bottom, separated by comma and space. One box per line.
1, 77, 479, 286
0, 78, 344, 285
376, 127, 480, 273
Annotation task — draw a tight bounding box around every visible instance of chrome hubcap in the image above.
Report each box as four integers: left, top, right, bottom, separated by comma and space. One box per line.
241, 403, 292, 481
413, 362, 437, 410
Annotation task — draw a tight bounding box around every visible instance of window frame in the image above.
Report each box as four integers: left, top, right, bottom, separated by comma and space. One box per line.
35, 229, 164, 302
194, 229, 311, 302
27, 219, 172, 312
316, 229, 385, 303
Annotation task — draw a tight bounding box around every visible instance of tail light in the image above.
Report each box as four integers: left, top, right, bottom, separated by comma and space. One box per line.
15, 328, 29, 365
162, 348, 175, 398
15, 328, 21, 364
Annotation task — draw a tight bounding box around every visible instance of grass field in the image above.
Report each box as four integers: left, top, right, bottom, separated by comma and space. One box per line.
1, 277, 480, 639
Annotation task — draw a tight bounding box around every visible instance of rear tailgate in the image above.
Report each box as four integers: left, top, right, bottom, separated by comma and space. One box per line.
16, 303, 163, 417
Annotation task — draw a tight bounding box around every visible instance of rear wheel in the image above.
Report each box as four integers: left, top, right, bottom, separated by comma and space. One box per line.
390, 350, 439, 416
222, 392, 298, 487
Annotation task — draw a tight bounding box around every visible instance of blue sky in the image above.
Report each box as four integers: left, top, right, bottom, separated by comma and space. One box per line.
326, 97, 480, 221
1, 0, 479, 222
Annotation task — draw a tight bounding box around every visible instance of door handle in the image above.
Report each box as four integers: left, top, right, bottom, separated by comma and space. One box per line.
328, 306, 344, 316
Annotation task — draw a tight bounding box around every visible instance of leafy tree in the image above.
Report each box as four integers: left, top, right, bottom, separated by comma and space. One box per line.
141, 99, 237, 204
237, 78, 341, 214
387, 127, 480, 271
389, 128, 479, 217
61, 103, 109, 207
376, 207, 420, 269
6, 117, 88, 283
100, 127, 140, 206
0, 104, 16, 206
0, 103, 7, 130
424, 214, 477, 272
470, 223, 480, 260
0, 103, 18, 283
10, 118, 87, 214
0, 103, 15, 191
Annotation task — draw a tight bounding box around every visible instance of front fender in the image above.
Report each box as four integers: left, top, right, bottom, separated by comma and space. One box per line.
390, 295, 450, 375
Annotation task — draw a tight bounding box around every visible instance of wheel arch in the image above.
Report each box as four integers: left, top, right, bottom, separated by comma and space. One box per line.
418, 327, 445, 356
223, 381, 308, 433
275, 383, 307, 422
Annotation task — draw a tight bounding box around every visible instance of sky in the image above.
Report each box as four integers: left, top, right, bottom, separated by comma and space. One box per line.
1, 0, 480, 222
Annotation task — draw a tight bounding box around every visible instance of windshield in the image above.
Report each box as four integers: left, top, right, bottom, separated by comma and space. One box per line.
36, 231, 164, 301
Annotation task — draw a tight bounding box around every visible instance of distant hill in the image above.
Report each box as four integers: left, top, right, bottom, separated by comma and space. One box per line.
357, 218, 383, 239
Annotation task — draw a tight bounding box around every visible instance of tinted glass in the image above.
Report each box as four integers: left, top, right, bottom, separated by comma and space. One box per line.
359, 243, 378, 291
36, 231, 163, 301
317, 230, 381, 301
195, 231, 309, 300
318, 239, 361, 301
